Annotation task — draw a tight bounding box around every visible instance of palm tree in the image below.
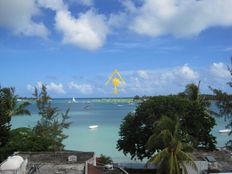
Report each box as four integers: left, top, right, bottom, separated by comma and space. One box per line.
0, 87, 31, 147
184, 82, 213, 108
184, 82, 200, 101
146, 116, 197, 174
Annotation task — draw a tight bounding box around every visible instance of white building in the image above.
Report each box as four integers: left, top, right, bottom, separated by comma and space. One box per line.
0, 156, 27, 174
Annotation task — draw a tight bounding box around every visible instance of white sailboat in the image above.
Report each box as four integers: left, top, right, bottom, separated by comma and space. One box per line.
72, 97, 77, 103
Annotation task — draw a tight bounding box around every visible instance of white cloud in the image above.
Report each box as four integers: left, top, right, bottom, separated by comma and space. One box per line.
158, 65, 199, 83
37, 81, 43, 88
38, 0, 108, 50
55, 10, 108, 50
27, 81, 65, 94
122, 65, 199, 95
126, 0, 232, 37
46, 82, 66, 94
37, 0, 66, 11
210, 62, 230, 78
137, 70, 150, 80
27, 84, 34, 91
121, 0, 137, 13
0, 0, 48, 38
0, 0, 108, 50
68, 81, 93, 94
174, 64, 199, 80
108, 12, 128, 28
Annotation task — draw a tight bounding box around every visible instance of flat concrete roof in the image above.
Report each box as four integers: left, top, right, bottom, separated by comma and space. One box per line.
191, 149, 232, 172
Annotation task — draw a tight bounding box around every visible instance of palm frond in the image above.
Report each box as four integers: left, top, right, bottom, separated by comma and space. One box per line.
148, 148, 168, 164
177, 151, 197, 172
14, 102, 31, 116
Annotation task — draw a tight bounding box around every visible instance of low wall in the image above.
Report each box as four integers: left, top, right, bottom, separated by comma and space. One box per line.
18, 150, 95, 164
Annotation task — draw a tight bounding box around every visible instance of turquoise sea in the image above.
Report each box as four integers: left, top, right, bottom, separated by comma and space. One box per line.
11, 98, 231, 163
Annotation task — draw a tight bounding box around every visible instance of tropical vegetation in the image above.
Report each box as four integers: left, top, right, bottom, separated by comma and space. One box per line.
117, 83, 216, 160
0, 84, 70, 162
99, 154, 113, 165
0, 87, 31, 161
33, 85, 71, 151
146, 116, 197, 174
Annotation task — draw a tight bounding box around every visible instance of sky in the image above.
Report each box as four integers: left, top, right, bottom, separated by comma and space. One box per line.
0, 0, 231, 98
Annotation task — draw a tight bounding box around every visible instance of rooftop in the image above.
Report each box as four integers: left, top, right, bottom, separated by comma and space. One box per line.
192, 149, 232, 172
18, 151, 96, 174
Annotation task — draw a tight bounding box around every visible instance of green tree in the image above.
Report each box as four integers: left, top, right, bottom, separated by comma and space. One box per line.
0, 87, 30, 161
2, 127, 53, 153
147, 116, 197, 174
179, 83, 217, 149
183, 82, 201, 101
99, 154, 113, 165
117, 96, 189, 160
117, 90, 216, 160
33, 84, 70, 151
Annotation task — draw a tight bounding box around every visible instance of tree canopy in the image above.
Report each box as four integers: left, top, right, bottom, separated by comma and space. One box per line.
0, 85, 71, 162
0, 87, 30, 161
33, 85, 70, 151
117, 84, 216, 160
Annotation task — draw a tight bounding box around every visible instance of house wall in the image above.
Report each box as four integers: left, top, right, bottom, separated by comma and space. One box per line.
183, 161, 208, 174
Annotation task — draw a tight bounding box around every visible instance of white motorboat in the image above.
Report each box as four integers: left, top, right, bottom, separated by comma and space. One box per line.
219, 129, 231, 134
88, 125, 98, 129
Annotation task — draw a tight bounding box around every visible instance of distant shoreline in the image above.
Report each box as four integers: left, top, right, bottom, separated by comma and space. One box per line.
18, 94, 230, 100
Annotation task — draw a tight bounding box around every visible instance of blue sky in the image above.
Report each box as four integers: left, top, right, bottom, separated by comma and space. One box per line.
0, 0, 232, 97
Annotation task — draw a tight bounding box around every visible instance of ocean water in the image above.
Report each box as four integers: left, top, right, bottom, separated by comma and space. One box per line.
11, 99, 231, 162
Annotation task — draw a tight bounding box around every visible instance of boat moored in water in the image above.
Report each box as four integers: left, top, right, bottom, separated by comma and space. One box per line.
219, 129, 231, 134
88, 125, 98, 129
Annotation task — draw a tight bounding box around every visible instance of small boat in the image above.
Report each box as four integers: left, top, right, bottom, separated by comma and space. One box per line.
88, 125, 98, 129
73, 97, 76, 103
219, 129, 231, 134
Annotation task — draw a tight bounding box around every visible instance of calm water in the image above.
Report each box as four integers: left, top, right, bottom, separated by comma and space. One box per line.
11, 99, 231, 162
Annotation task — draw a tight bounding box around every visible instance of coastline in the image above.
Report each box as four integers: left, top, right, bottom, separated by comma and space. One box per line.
12, 99, 231, 163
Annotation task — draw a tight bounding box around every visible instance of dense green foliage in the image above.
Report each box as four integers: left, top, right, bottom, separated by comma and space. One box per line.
147, 116, 197, 174
117, 84, 216, 160
179, 83, 217, 148
0, 84, 71, 162
211, 58, 232, 148
0, 87, 30, 161
99, 154, 113, 165
1, 128, 53, 153
33, 85, 70, 151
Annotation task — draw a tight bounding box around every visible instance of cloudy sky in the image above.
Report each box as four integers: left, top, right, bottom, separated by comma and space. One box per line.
0, 0, 231, 97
